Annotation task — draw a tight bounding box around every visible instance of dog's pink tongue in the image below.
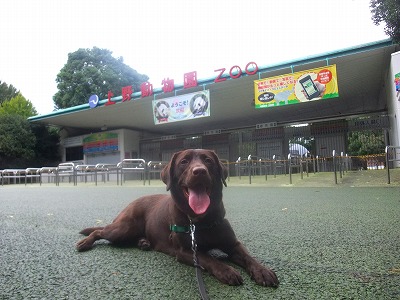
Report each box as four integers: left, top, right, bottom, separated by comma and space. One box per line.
188, 188, 210, 215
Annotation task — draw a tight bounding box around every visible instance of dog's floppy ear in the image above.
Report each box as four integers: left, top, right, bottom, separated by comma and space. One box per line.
210, 151, 228, 187
220, 161, 228, 187
160, 151, 181, 191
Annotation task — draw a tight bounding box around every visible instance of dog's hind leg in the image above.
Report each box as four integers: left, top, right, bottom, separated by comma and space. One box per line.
79, 227, 104, 236
76, 221, 142, 251
76, 228, 105, 251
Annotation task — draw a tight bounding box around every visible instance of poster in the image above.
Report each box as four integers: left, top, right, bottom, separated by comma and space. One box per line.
254, 65, 339, 109
83, 133, 118, 153
152, 90, 210, 124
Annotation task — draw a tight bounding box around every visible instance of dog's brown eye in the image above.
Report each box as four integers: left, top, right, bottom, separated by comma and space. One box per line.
180, 159, 189, 165
204, 157, 213, 164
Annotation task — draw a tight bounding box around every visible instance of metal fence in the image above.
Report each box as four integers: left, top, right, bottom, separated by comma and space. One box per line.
231, 149, 388, 185
1, 149, 398, 186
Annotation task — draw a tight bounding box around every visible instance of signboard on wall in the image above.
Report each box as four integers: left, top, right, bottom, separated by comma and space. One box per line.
83, 132, 118, 154
254, 65, 339, 109
152, 90, 210, 124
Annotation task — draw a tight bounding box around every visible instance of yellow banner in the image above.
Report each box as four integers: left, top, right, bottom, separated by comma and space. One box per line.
254, 65, 338, 109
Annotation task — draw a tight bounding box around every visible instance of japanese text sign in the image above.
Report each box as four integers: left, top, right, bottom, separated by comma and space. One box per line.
152, 90, 210, 125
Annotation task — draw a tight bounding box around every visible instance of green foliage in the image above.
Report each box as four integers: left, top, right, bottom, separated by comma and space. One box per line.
30, 124, 60, 166
370, 0, 400, 43
0, 114, 36, 167
347, 130, 385, 156
53, 47, 149, 109
0, 81, 19, 105
0, 93, 37, 118
0, 88, 59, 167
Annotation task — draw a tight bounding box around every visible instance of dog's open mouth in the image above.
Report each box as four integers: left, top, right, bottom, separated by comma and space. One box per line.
183, 186, 211, 215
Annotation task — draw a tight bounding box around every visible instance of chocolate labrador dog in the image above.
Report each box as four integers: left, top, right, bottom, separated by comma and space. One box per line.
76, 149, 278, 287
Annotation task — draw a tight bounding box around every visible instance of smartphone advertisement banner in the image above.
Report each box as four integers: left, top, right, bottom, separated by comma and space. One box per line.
254, 65, 338, 109
152, 90, 210, 124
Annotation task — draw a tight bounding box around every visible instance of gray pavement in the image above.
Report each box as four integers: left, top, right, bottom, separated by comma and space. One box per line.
1, 177, 399, 299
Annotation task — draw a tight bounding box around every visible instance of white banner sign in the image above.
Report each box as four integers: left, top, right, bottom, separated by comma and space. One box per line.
152, 90, 210, 125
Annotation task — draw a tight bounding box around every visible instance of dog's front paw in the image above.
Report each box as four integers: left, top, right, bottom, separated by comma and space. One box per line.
137, 238, 151, 251
214, 265, 244, 286
249, 265, 279, 287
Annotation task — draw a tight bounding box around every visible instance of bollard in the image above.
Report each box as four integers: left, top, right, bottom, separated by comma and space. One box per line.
339, 152, 343, 179
300, 156, 303, 180
385, 146, 391, 184
333, 150, 337, 184
288, 154, 292, 184
248, 155, 252, 184
313, 155, 316, 174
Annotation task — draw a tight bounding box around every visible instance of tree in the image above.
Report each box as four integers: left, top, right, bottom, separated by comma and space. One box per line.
0, 93, 37, 118
30, 124, 60, 166
0, 90, 59, 168
347, 130, 385, 156
0, 81, 19, 105
53, 47, 149, 109
370, 0, 400, 43
0, 114, 36, 168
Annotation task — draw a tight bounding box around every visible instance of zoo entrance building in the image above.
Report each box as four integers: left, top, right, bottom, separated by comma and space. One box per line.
30, 39, 400, 171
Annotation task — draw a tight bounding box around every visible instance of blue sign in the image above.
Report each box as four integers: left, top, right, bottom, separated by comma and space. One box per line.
88, 94, 99, 108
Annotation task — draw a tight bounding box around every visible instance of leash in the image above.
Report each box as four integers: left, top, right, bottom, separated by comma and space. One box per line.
189, 220, 210, 300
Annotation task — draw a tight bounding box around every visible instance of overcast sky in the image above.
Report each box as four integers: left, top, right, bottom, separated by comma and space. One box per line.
1, 0, 388, 114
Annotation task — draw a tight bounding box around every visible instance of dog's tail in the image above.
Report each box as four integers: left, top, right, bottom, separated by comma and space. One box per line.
79, 227, 104, 236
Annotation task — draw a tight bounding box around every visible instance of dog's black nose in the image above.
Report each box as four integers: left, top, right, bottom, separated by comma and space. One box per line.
193, 167, 207, 176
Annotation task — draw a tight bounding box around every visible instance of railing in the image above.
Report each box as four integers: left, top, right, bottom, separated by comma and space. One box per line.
39, 167, 57, 185
1, 168, 43, 186
235, 155, 288, 184
118, 159, 147, 185
272, 155, 286, 178
232, 151, 357, 185
94, 163, 119, 185
1, 169, 27, 185
147, 161, 168, 185
25, 168, 41, 185
55, 162, 76, 186
385, 145, 400, 184
1, 150, 397, 186
288, 154, 303, 184
74, 164, 96, 185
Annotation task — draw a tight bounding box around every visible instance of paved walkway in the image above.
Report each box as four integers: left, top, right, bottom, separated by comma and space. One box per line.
1, 172, 399, 299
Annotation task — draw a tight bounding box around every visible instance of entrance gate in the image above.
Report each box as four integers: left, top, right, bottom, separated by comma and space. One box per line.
139, 115, 390, 172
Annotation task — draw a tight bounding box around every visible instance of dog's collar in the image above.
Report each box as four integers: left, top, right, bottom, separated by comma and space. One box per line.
170, 220, 222, 233
169, 224, 190, 233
